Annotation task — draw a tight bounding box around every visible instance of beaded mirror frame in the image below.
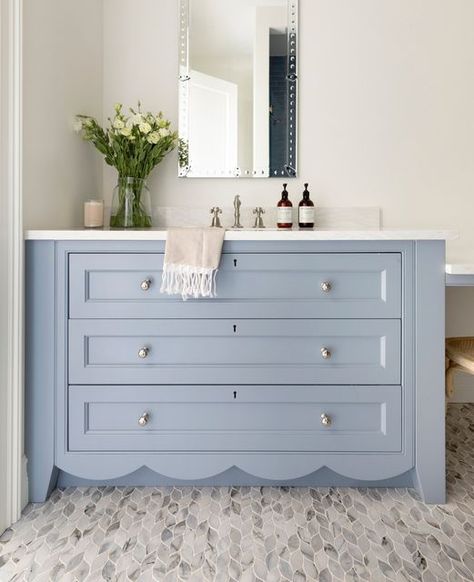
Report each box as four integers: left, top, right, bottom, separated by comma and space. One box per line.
178, 0, 298, 178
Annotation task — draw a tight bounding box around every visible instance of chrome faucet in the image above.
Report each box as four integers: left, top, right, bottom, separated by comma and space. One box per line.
210, 207, 223, 228
232, 195, 243, 229
253, 207, 266, 229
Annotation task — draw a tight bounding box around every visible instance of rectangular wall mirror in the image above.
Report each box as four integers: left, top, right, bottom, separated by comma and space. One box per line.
178, 0, 298, 178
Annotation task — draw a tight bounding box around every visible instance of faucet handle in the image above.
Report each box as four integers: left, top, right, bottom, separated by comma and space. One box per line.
253, 207, 266, 229
210, 207, 223, 228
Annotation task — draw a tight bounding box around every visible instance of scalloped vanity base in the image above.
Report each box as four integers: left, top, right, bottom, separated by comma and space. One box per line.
25, 237, 447, 504
57, 466, 415, 490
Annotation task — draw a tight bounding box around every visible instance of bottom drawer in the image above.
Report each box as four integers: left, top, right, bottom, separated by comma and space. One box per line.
68, 385, 402, 453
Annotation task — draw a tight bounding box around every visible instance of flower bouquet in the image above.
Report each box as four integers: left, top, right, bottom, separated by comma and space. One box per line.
75, 103, 178, 228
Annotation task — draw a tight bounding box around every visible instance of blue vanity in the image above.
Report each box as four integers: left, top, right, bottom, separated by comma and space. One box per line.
25, 230, 448, 503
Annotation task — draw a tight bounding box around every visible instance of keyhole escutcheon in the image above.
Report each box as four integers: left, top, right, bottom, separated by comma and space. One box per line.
233, 259, 238, 267
233, 391, 237, 400
233, 324, 237, 333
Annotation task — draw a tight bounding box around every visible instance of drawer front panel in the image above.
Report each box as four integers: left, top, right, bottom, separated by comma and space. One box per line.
68, 385, 402, 453
69, 319, 401, 385
69, 252, 402, 319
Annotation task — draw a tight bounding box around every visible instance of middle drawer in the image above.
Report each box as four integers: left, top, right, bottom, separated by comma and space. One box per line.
69, 319, 401, 385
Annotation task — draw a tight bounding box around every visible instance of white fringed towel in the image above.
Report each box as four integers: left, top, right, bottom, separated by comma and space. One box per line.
160, 228, 225, 300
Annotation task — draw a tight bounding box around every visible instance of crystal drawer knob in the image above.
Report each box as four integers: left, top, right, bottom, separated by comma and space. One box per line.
138, 347, 150, 359
138, 412, 149, 427
321, 413, 332, 427
320, 347, 331, 360
141, 279, 152, 291
320, 281, 332, 293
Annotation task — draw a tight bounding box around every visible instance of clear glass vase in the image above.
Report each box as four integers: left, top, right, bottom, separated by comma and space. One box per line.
110, 177, 153, 228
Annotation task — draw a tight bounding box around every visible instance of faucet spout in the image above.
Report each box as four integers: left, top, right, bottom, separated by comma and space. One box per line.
232, 195, 243, 229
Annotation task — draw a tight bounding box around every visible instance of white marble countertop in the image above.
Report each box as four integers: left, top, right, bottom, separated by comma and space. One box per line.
24, 228, 457, 241
446, 264, 474, 275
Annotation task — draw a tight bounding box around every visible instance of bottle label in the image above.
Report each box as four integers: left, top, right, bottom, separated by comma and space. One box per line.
277, 207, 293, 224
299, 207, 315, 224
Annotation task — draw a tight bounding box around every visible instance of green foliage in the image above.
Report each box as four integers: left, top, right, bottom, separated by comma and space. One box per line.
75, 102, 178, 179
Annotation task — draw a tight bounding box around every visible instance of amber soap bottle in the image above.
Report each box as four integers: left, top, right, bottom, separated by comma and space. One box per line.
298, 183, 315, 229
277, 184, 293, 229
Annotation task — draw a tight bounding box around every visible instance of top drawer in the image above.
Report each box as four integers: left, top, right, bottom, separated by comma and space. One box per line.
69, 252, 402, 319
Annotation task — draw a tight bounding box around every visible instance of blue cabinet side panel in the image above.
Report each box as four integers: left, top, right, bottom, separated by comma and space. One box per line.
25, 241, 58, 502
414, 241, 446, 503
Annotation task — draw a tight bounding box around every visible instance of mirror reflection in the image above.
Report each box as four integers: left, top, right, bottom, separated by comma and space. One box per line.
178, 0, 298, 178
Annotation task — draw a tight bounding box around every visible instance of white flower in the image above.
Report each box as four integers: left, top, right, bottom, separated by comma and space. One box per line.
114, 103, 122, 113
159, 127, 170, 138
113, 118, 125, 130
127, 114, 143, 128
120, 127, 132, 137
73, 118, 83, 133
158, 119, 168, 128
84, 118, 94, 128
139, 122, 152, 135
147, 132, 160, 144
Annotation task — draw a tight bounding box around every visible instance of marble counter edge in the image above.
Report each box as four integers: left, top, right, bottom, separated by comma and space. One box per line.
24, 228, 458, 241
445, 264, 474, 286
446, 264, 474, 275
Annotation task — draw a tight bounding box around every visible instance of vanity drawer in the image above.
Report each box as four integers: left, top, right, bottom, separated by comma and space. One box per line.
69, 252, 402, 319
68, 385, 402, 453
69, 319, 401, 385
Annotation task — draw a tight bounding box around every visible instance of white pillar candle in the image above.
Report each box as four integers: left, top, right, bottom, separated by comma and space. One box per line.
84, 200, 104, 228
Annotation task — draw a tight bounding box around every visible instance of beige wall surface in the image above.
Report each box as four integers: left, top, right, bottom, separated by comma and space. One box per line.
23, 0, 103, 229
102, 0, 474, 263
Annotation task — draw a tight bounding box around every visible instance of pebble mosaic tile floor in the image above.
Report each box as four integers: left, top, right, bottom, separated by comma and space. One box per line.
1, 403, 474, 581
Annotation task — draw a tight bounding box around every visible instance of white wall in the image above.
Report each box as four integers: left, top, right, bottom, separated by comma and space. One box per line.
20, 0, 474, 258
23, 0, 474, 256
23, 0, 103, 229
102, 0, 474, 262
102, 0, 179, 199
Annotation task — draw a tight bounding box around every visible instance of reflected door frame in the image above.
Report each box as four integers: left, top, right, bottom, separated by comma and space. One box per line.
188, 69, 238, 176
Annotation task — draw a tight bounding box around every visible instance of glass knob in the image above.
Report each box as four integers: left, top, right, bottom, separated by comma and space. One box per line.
141, 279, 152, 291
321, 413, 332, 427
138, 412, 149, 427
321, 281, 332, 293
138, 347, 150, 359
321, 347, 331, 360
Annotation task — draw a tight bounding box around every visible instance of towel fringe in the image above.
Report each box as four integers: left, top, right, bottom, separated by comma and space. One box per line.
160, 264, 218, 301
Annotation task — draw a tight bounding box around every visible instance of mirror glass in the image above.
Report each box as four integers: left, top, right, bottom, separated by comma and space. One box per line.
178, 0, 298, 178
